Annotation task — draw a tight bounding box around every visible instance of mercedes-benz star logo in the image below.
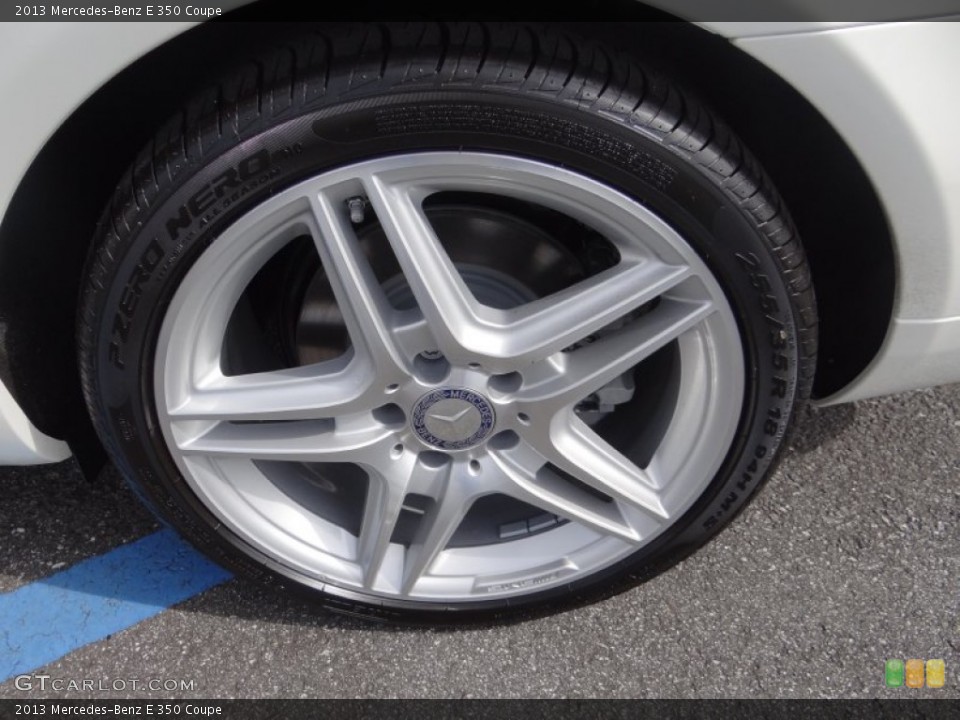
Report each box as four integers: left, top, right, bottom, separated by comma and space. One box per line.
412, 388, 495, 451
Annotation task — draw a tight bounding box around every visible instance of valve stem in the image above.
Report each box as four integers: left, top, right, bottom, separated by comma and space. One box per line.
347, 196, 367, 224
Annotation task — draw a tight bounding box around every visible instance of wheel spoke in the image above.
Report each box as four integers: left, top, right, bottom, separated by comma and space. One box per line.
361, 174, 481, 364
167, 358, 376, 422
356, 476, 406, 590
519, 296, 715, 409
486, 261, 692, 365
489, 443, 644, 543
364, 173, 694, 368
176, 418, 394, 464
357, 455, 449, 590
309, 189, 411, 377
525, 411, 669, 522
400, 462, 476, 595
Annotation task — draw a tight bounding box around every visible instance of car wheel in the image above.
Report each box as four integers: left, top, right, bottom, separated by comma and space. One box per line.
79, 23, 816, 622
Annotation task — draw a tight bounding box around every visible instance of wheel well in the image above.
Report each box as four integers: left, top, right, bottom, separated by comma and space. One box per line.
0, 13, 894, 466
0, 19, 298, 470
589, 22, 895, 402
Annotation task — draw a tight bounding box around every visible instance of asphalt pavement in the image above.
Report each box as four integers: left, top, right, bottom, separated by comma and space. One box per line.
1, 384, 958, 699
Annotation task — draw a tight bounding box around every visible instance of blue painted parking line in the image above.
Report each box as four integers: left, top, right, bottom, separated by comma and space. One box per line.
1, 529, 232, 682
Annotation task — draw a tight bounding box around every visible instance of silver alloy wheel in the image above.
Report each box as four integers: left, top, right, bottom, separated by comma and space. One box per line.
155, 152, 744, 603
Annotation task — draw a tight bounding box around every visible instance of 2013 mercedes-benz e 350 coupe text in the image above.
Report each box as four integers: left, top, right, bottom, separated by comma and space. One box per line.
1, 8, 958, 622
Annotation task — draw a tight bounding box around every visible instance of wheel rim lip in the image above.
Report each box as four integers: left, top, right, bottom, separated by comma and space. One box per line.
154, 151, 745, 604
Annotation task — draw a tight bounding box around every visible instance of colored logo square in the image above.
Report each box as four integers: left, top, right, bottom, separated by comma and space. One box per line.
905, 659, 925, 688
926, 659, 945, 689
885, 659, 904, 687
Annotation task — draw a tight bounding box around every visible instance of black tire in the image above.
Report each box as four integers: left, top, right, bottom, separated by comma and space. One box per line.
78, 22, 817, 624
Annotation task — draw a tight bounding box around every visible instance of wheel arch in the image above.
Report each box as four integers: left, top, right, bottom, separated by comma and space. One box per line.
0, 13, 893, 470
